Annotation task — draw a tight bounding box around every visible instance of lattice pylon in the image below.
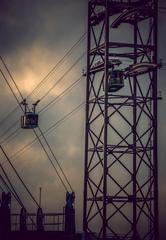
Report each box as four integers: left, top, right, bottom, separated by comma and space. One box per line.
83, 0, 159, 239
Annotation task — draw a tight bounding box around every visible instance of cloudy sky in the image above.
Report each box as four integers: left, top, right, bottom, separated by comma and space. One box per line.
0, 0, 165, 237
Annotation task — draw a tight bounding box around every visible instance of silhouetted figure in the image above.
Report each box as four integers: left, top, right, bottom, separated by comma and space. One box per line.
36, 207, 44, 231
0, 192, 11, 239
65, 191, 75, 234
20, 207, 27, 232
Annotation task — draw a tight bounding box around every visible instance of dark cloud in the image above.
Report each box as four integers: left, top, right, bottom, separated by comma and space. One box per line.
0, 0, 87, 56
0, 0, 165, 236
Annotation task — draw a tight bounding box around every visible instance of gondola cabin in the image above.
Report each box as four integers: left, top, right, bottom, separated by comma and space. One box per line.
108, 70, 124, 92
21, 112, 38, 129
20, 99, 40, 129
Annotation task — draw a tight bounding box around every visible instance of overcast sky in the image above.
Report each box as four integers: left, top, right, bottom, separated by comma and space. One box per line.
0, 0, 165, 237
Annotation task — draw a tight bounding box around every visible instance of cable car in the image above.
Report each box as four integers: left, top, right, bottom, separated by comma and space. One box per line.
20, 99, 40, 129
108, 70, 124, 92
21, 112, 38, 129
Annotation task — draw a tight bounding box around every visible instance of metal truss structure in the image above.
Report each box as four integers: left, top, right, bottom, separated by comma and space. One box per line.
83, 0, 159, 239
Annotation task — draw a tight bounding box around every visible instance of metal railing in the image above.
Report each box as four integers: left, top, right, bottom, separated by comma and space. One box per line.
11, 212, 65, 231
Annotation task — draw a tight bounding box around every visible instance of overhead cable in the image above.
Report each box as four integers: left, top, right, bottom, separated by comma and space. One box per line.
0, 145, 40, 207
0, 56, 72, 192
0, 32, 86, 128
7, 102, 85, 163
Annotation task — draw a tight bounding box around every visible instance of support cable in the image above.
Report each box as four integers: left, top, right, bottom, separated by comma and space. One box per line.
0, 159, 37, 227
0, 74, 83, 147
0, 164, 23, 207
0, 145, 40, 207
0, 121, 19, 144
39, 52, 85, 102
0, 181, 5, 192
0, 55, 85, 161
0, 174, 13, 194
39, 75, 83, 114
0, 56, 24, 100
38, 126, 73, 192
26, 32, 86, 99
0, 107, 18, 127
32, 129, 70, 191
0, 57, 72, 192
0, 169, 37, 228
0, 32, 86, 128
0, 74, 83, 146
0, 69, 23, 111
1, 127, 20, 146
28, 130, 68, 192
0, 70, 48, 191
7, 102, 84, 163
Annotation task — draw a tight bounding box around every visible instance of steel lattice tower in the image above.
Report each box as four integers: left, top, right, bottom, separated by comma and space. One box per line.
83, 0, 159, 239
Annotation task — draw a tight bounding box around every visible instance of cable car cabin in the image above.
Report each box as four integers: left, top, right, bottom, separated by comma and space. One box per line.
107, 70, 124, 92
21, 112, 38, 129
